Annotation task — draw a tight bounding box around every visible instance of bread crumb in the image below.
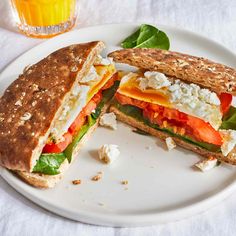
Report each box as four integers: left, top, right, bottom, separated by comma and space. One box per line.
72, 179, 81, 185
91, 172, 103, 181
165, 137, 176, 151
121, 180, 128, 185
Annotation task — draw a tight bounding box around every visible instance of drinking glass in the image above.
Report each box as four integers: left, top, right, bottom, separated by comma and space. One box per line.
10, 0, 78, 38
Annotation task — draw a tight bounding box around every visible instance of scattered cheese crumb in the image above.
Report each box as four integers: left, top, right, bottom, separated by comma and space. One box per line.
195, 157, 220, 172
219, 129, 236, 156
98, 144, 120, 164
165, 137, 176, 151
99, 112, 117, 130
72, 179, 81, 185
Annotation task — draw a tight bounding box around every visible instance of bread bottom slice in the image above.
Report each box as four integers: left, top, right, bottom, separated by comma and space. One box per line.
15, 104, 109, 188
110, 106, 236, 165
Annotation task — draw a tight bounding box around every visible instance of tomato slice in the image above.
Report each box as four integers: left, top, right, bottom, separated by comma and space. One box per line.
43, 132, 73, 153
186, 116, 222, 145
68, 113, 86, 136
219, 93, 232, 114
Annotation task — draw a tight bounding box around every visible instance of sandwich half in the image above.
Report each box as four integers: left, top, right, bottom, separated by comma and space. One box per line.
0, 41, 119, 188
108, 48, 236, 165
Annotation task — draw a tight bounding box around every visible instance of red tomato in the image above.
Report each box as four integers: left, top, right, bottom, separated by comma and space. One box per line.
68, 113, 86, 136
219, 93, 232, 114
69, 92, 103, 135
43, 132, 73, 153
186, 116, 223, 146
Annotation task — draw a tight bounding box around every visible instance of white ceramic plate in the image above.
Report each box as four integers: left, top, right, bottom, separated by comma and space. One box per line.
1, 23, 236, 227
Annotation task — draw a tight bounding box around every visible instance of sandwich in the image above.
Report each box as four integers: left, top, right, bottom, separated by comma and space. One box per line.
0, 41, 119, 188
108, 48, 236, 165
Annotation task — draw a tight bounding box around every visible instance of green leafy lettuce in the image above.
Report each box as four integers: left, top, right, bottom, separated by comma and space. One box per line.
33, 81, 120, 175
33, 153, 66, 175
113, 101, 221, 152
220, 106, 236, 130
121, 24, 170, 50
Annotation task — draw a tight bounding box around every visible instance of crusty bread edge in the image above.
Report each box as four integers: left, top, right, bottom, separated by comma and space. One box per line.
15, 103, 110, 188
110, 106, 236, 165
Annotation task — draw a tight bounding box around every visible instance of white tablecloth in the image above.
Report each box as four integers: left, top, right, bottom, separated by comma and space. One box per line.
1, 0, 236, 235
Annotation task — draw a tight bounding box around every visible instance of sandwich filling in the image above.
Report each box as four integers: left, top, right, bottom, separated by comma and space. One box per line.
113, 71, 235, 156
32, 57, 120, 175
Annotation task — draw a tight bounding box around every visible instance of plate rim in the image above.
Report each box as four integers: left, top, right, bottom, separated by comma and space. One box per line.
1, 23, 236, 227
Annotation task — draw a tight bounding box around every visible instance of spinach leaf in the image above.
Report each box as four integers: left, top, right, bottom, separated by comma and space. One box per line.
121, 28, 141, 48
220, 106, 236, 130
91, 80, 120, 119
113, 101, 220, 152
121, 24, 170, 50
33, 153, 66, 175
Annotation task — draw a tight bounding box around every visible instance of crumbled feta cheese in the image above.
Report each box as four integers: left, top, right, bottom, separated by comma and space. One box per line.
140, 71, 171, 90
80, 66, 99, 83
99, 112, 117, 130
168, 80, 222, 130
195, 157, 219, 172
198, 89, 220, 105
219, 129, 236, 156
98, 144, 120, 164
138, 77, 149, 90
165, 137, 176, 151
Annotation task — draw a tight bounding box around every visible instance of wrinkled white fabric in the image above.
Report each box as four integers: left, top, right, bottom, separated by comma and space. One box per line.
0, 0, 236, 235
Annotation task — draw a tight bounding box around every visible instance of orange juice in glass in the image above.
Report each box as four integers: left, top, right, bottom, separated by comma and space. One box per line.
11, 0, 77, 38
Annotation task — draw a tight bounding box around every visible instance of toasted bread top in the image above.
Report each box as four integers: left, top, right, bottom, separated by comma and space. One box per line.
0, 41, 104, 172
108, 48, 236, 95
